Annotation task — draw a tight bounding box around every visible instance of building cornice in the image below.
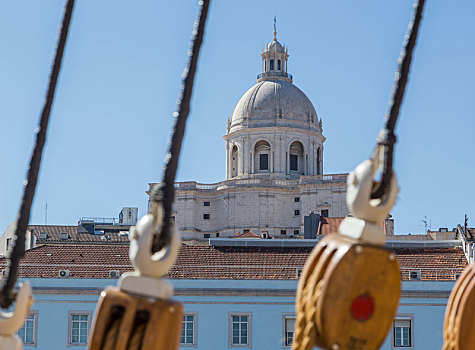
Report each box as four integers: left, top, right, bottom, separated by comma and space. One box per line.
224, 126, 325, 142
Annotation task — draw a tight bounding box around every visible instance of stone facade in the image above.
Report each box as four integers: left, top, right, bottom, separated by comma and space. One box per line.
149, 30, 349, 240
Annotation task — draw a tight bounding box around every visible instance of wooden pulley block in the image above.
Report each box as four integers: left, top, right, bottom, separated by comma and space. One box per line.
89, 209, 183, 350
443, 264, 475, 350
89, 288, 182, 350
294, 234, 401, 350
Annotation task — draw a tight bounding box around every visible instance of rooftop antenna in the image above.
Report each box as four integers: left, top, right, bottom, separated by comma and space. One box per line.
273, 15, 277, 40
422, 216, 428, 233
45, 202, 48, 225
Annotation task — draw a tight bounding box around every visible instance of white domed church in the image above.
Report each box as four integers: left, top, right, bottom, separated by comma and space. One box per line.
149, 29, 349, 240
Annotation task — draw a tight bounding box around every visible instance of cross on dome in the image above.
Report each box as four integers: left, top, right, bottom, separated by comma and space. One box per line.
274, 15, 277, 40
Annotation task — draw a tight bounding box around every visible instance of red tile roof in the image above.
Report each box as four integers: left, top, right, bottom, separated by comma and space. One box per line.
397, 247, 466, 280
235, 232, 262, 239
318, 217, 344, 235
29, 225, 129, 243
317, 217, 386, 235
0, 243, 467, 281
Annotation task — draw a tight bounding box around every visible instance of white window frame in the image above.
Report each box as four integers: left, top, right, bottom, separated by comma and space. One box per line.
282, 313, 296, 348
391, 314, 414, 349
228, 312, 252, 348
17, 310, 38, 346
180, 312, 198, 347
68, 311, 92, 346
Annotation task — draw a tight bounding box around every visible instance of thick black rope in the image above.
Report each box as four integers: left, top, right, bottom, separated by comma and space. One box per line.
150, 0, 211, 253
371, 0, 426, 199
0, 0, 75, 309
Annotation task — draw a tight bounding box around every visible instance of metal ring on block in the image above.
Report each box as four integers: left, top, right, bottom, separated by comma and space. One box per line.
118, 205, 181, 300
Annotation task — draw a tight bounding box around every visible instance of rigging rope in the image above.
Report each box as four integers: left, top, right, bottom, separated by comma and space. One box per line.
150, 0, 211, 253
0, 0, 75, 309
371, 0, 426, 199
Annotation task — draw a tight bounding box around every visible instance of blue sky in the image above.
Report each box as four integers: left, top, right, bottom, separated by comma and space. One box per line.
1, 0, 474, 234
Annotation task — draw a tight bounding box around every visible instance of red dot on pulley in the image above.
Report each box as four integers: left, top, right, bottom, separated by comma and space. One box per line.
350, 294, 374, 322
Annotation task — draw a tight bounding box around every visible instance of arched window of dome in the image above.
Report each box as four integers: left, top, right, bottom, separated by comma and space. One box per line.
254, 140, 271, 172
270, 59, 274, 71
278, 59, 281, 71
289, 141, 304, 173
316, 147, 321, 175
231, 145, 239, 178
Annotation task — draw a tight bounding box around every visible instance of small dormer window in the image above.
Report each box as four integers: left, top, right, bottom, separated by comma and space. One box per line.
278, 59, 281, 70
270, 59, 274, 71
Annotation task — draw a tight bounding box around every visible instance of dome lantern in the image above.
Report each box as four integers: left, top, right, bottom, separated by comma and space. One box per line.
258, 18, 292, 83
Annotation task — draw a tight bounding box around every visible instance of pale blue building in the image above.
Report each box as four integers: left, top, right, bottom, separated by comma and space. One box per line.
2, 238, 466, 350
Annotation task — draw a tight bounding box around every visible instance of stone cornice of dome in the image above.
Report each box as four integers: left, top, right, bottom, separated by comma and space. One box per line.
224, 125, 326, 142
229, 117, 321, 132
256, 73, 292, 83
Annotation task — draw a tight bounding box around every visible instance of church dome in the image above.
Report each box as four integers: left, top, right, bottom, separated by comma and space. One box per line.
224, 24, 325, 180
229, 79, 320, 133
266, 38, 284, 52
227, 24, 322, 134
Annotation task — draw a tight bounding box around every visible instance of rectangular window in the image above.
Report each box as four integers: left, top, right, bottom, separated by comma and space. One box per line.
18, 312, 37, 345
69, 312, 90, 345
290, 154, 298, 171
204, 201, 210, 206
6, 238, 12, 251
203, 214, 210, 220
294, 210, 300, 216
204, 233, 210, 238
216, 232, 220, 238
393, 319, 412, 347
278, 59, 281, 71
320, 209, 329, 217
270, 59, 274, 70
230, 314, 251, 346
181, 314, 196, 346
294, 197, 300, 202
283, 316, 296, 347
280, 230, 287, 235
259, 154, 269, 170
294, 230, 300, 235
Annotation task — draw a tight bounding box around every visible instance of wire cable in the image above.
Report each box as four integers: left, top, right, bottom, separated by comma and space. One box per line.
0, 0, 75, 309
371, 0, 426, 199
150, 0, 211, 253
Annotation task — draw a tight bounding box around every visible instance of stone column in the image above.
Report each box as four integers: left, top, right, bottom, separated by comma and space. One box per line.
240, 138, 244, 176
304, 153, 308, 175
286, 151, 290, 173
225, 142, 230, 179
251, 151, 255, 173
270, 150, 274, 173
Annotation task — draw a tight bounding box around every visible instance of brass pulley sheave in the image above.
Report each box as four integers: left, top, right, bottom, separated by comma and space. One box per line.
293, 155, 401, 350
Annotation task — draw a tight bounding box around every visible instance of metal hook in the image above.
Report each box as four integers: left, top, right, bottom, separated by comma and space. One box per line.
0, 282, 33, 350
339, 156, 398, 245
118, 205, 180, 300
